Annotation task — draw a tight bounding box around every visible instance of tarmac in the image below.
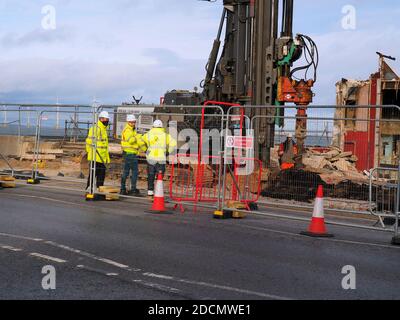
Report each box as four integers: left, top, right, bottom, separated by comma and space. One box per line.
0, 184, 399, 299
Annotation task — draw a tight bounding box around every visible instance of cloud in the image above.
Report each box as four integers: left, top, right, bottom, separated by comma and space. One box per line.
306, 26, 400, 105
0, 0, 398, 108
0, 50, 205, 104
142, 48, 182, 67
1, 27, 73, 47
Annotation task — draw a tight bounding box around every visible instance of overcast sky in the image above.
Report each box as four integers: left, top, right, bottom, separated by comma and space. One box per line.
0, 0, 399, 105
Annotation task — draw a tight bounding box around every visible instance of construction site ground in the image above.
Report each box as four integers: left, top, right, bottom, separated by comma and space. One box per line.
0, 156, 373, 214
1, 137, 381, 214
0, 184, 399, 299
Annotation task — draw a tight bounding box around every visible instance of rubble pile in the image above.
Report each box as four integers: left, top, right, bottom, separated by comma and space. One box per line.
262, 147, 373, 203
301, 147, 367, 184
261, 169, 372, 202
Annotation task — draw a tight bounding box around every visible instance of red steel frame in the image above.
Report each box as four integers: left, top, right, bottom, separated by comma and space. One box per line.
169, 153, 262, 206
169, 101, 261, 212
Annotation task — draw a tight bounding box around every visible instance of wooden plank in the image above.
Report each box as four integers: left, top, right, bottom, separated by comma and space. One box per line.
38, 149, 64, 154
98, 186, 120, 193
21, 154, 56, 160
0, 176, 15, 181
0, 181, 16, 188
98, 186, 120, 200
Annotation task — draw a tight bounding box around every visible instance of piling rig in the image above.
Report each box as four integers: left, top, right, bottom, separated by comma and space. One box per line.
163, 0, 318, 166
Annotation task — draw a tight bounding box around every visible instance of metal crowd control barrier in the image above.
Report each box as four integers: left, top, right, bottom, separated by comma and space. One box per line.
169, 153, 262, 211
27, 105, 93, 192
223, 105, 400, 228
369, 167, 399, 228
0, 107, 40, 180
2, 101, 398, 239
88, 105, 226, 207
392, 159, 400, 244
170, 154, 222, 204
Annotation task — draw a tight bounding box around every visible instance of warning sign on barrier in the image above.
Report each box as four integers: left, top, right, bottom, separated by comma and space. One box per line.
226, 136, 254, 149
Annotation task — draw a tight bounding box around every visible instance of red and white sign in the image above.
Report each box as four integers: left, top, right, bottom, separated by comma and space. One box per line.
226, 136, 254, 149
230, 115, 242, 122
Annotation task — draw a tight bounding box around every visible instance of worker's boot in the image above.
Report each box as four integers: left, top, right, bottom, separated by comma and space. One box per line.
147, 190, 154, 200
129, 188, 141, 196
120, 189, 128, 196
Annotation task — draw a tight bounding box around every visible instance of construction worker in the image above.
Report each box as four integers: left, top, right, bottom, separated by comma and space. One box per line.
86, 111, 110, 191
278, 133, 298, 170
120, 114, 146, 195
142, 119, 177, 196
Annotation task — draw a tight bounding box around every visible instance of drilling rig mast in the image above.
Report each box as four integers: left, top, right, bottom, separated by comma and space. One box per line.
163, 0, 318, 166
201, 0, 318, 166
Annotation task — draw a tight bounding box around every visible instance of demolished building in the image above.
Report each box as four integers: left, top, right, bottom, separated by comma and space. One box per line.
334, 58, 400, 171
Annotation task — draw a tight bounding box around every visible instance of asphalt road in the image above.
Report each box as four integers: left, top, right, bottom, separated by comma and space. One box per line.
0, 184, 399, 300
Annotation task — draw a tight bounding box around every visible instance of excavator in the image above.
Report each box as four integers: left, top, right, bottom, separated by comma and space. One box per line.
162, 0, 319, 167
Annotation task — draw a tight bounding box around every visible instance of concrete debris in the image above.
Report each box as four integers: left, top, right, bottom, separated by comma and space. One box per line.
108, 143, 123, 155
302, 147, 366, 184
21, 154, 56, 160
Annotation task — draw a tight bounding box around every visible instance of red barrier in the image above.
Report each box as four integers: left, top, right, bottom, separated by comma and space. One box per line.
170, 101, 258, 211
169, 154, 262, 210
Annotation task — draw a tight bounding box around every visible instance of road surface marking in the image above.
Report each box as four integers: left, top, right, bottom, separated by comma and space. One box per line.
142, 272, 291, 300
0, 232, 42, 242
76, 265, 118, 277
5, 231, 394, 299
0, 230, 398, 300
236, 223, 400, 250
3, 192, 148, 212
132, 279, 181, 294
75, 265, 180, 295
98, 258, 130, 269
3, 194, 94, 209
45, 241, 132, 270
44, 241, 286, 299
1, 245, 22, 252
143, 272, 174, 280
30, 252, 67, 263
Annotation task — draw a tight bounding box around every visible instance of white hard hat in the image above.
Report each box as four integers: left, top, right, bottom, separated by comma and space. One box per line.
126, 114, 136, 122
99, 111, 110, 119
153, 119, 163, 128
287, 133, 293, 138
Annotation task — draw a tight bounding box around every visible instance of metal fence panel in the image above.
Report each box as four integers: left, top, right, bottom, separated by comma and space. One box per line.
2, 102, 399, 236
369, 167, 399, 228
0, 107, 40, 180
222, 105, 400, 230
89, 105, 226, 210
31, 107, 95, 191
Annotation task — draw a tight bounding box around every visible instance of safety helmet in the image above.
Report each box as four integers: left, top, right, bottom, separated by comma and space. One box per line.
153, 119, 163, 128
126, 114, 136, 122
287, 133, 293, 138
99, 111, 110, 119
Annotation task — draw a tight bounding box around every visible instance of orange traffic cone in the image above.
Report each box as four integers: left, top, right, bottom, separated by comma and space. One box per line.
300, 185, 333, 238
148, 172, 172, 214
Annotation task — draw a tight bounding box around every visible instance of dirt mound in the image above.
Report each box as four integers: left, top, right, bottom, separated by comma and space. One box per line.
261, 169, 371, 202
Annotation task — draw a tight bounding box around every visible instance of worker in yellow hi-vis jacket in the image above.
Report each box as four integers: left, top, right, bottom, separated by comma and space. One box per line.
85, 111, 110, 191
142, 120, 177, 196
120, 114, 146, 195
